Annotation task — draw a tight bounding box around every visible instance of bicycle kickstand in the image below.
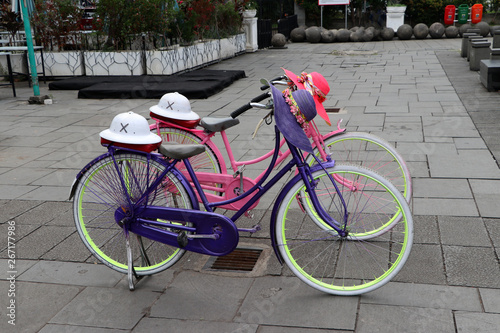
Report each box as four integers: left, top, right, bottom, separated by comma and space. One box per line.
125, 234, 143, 291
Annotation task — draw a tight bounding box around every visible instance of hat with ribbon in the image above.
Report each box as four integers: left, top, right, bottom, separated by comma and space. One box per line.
282, 68, 331, 126
269, 82, 317, 153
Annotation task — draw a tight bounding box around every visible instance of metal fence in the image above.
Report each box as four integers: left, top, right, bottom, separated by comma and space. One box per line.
257, 14, 297, 49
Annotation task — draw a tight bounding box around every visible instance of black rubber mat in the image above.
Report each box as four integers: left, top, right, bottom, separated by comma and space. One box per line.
48, 69, 246, 99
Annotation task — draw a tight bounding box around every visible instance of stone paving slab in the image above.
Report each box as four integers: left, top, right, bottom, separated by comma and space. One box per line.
412, 198, 479, 216
469, 179, 500, 218
360, 282, 482, 311
39, 324, 129, 332
413, 178, 472, 199
443, 246, 500, 288
438, 216, 491, 246
151, 270, 254, 322
479, 288, 500, 313
428, 150, 500, 178
0, 281, 82, 333
18, 261, 123, 287
356, 304, 455, 333
133, 318, 258, 333
393, 243, 447, 285
454, 311, 500, 333
50, 286, 159, 330
0, 259, 37, 280
234, 276, 358, 330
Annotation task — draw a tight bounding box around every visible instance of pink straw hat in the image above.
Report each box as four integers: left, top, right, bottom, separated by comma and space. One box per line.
282, 68, 331, 126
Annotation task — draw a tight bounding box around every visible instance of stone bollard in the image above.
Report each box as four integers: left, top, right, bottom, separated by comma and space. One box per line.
466, 28, 481, 35
466, 35, 485, 61
492, 29, 500, 48
490, 48, 500, 60
396, 24, 413, 40
475, 22, 490, 37
271, 33, 287, 48
290, 27, 306, 42
429, 22, 445, 39
445, 26, 459, 38
461, 33, 479, 57
468, 36, 487, 61
470, 40, 492, 71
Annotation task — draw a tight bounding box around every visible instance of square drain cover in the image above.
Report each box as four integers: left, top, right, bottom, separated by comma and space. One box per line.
207, 248, 262, 272
325, 108, 340, 113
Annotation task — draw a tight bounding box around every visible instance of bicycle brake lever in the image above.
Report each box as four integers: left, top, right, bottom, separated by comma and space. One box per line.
252, 111, 273, 139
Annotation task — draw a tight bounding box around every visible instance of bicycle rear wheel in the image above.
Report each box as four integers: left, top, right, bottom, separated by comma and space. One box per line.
309, 132, 412, 203
157, 127, 222, 174
73, 152, 194, 276
276, 164, 413, 295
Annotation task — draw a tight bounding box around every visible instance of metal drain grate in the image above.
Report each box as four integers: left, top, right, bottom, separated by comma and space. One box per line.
325, 108, 340, 113
209, 248, 262, 272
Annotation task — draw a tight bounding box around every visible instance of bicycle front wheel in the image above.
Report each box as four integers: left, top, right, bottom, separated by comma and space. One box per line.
276, 164, 413, 295
73, 152, 195, 276
309, 132, 412, 203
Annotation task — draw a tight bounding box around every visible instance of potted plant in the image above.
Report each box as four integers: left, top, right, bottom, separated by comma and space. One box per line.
240, 0, 257, 18
0, 2, 24, 46
386, 1, 406, 12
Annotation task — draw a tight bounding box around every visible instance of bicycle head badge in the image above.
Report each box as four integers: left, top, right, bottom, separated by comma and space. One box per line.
270, 82, 316, 153
100, 112, 162, 152
282, 68, 331, 126
149, 92, 200, 128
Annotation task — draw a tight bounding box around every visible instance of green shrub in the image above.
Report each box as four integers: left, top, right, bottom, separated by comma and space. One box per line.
0, 2, 24, 45
214, 1, 242, 38
32, 0, 83, 50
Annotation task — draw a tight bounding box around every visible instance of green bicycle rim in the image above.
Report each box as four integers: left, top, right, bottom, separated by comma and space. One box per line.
75, 160, 184, 274
311, 135, 410, 202
299, 171, 402, 238
281, 169, 411, 293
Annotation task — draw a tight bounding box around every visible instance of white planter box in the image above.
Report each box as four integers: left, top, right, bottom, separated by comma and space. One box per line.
146, 48, 183, 75
36, 51, 83, 76
84, 51, 143, 76
386, 6, 406, 31
146, 34, 245, 75
8, 34, 246, 77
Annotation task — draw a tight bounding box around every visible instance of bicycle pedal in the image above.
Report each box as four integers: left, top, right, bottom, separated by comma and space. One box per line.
177, 231, 188, 248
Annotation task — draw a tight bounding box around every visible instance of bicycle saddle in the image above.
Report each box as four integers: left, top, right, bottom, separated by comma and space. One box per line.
159, 143, 206, 159
200, 117, 240, 132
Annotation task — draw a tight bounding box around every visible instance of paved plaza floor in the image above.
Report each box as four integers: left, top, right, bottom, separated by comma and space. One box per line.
0, 38, 499, 332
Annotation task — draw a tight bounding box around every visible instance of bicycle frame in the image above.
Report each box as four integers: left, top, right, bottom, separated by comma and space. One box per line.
152, 118, 346, 179
151, 118, 349, 211
106, 126, 347, 259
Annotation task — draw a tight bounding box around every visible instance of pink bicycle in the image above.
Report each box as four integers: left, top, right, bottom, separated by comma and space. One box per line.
148, 80, 411, 212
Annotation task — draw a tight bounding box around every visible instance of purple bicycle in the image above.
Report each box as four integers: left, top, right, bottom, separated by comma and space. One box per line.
70, 83, 413, 295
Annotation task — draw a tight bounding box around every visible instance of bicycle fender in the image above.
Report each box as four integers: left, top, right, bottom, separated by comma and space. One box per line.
270, 161, 336, 264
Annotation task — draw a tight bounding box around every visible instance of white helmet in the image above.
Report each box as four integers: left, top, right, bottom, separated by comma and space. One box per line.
149, 92, 199, 121
100, 112, 161, 145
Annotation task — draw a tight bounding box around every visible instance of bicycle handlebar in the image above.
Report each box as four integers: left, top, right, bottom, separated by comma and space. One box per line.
230, 92, 270, 118
230, 104, 252, 119
260, 76, 286, 90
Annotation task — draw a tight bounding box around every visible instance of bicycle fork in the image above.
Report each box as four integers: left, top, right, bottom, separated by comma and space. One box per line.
291, 147, 349, 237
